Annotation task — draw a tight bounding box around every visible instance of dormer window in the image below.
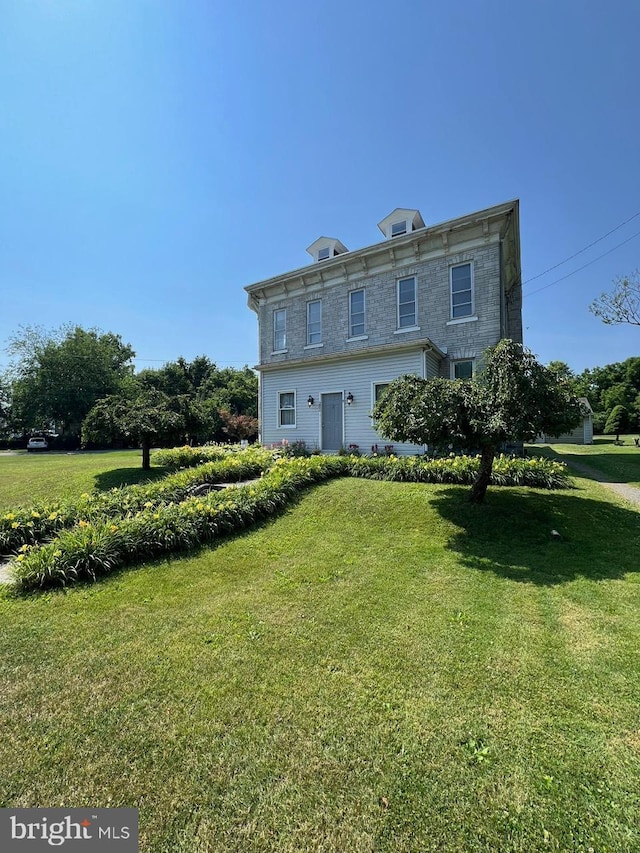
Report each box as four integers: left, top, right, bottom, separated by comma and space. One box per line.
306, 236, 348, 264
377, 208, 426, 240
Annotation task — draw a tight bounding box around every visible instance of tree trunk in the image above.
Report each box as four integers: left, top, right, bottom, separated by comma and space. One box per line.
469, 444, 496, 504
141, 439, 151, 470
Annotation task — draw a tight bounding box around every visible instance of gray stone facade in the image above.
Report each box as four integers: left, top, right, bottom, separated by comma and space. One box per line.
257, 243, 510, 375
245, 200, 522, 451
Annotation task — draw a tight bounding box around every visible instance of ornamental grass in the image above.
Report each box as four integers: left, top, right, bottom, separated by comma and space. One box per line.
13, 456, 346, 590
0, 446, 275, 552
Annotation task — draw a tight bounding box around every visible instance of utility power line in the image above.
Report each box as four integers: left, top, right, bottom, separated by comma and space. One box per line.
522, 209, 640, 286
524, 228, 640, 298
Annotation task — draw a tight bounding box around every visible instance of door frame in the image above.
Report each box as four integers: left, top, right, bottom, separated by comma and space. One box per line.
319, 390, 345, 452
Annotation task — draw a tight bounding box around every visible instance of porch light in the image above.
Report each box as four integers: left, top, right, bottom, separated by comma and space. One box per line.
307, 395, 314, 407
346, 392, 354, 406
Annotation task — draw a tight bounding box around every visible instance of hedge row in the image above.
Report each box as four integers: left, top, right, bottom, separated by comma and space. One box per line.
13, 456, 346, 590
151, 444, 251, 468
0, 446, 276, 552
345, 453, 571, 489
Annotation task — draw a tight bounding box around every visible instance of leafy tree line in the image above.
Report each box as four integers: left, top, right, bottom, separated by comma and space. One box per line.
549, 356, 640, 436
0, 325, 258, 453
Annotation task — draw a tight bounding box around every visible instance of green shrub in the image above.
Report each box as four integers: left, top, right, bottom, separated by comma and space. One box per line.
279, 440, 311, 458
151, 444, 251, 468
345, 453, 570, 488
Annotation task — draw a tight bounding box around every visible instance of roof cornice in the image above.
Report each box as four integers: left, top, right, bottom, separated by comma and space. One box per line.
245, 199, 519, 303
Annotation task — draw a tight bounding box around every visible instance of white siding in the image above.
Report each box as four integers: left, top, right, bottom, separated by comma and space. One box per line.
538, 414, 594, 445
260, 349, 427, 454
424, 350, 441, 379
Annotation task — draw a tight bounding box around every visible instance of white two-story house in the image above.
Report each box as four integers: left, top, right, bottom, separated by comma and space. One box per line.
245, 199, 522, 454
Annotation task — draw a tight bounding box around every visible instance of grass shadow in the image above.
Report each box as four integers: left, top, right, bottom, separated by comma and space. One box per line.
431, 485, 640, 586
93, 466, 171, 492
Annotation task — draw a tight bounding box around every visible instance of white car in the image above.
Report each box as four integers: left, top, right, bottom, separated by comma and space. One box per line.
27, 437, 49, 452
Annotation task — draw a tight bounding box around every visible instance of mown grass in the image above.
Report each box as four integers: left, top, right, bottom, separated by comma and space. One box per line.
0, 450, 167, 508
531, 435, 640, 489
1, 474, 639, 852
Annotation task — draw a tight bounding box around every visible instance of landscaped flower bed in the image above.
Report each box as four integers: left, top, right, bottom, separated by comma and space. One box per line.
8, 449, 570, 591
13, 455, 346, 590
345, 453, 570, 489
151, 443, 254, 468
0, 446, 276, 552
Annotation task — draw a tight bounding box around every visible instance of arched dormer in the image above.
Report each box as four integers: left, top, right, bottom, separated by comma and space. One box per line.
377, 208, 425, 240
306, 236, 349, 263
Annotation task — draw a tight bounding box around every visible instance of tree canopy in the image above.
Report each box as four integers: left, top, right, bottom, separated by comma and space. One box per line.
373, 339, 583, 503
547, 356, 640, 434
1, 333, 259, 448
6, 325, 135, 440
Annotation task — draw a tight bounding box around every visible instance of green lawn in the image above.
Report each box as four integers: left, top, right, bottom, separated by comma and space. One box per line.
1, 472, 639, 852
0, 450, 167, 508
530, 434, 640, 489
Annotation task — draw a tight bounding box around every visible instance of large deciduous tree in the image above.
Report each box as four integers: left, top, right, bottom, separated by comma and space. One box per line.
7, 325, 135, 440
373, 339, 583, 504
590, 270, 640, 327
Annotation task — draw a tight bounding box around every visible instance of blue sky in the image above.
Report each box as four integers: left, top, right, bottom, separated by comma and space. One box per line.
1, 0, 638, 376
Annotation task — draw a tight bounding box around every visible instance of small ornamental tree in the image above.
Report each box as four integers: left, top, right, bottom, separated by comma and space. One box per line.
373, 339, 583, 503
603, 404, 628, 442
82, 391, 184, 469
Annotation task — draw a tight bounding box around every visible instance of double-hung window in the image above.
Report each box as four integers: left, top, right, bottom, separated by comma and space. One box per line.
317, 247, 331, 261
349, 289, 365, 337
307, 300, 322, 345
278, 391, 296, 427
273, 308, 286, 351
453, 360, 474, 380
450, 263, 473, 319
397, 276, 416, 329
391, 220, 407, 237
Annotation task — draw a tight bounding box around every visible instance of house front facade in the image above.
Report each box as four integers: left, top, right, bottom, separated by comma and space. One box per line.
245, 199, 522, 454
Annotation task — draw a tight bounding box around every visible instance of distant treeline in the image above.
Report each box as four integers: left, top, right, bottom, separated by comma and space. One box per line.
0, 324, 257, 449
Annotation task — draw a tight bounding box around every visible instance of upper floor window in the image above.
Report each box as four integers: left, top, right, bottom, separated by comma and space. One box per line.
278, 391, 296, 427
349, 289, 365, 337
273, 308, 286, 351
391, 220, 407, 237
397, 276, 416, 328
453, 359, 474, 380
307, 300, 322, 345
451, 263, 473, 319
317, 247, 331, 261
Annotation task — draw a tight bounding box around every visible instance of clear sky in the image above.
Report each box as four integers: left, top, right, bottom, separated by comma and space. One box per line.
1, 0, 638, 376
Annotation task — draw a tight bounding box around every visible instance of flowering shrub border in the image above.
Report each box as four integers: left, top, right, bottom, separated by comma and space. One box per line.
346, 453, 570, 489
13, 456, 346, 590
8, 452, 570, 591
151, 444, 255, 468
0, 446, 276, 552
